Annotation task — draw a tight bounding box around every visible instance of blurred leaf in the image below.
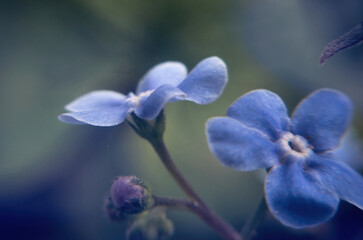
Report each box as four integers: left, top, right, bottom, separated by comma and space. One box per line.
320, 22, 363, 65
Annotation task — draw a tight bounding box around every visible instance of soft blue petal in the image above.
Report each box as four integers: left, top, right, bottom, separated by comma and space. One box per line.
306, 154, 363, 210
226, 90, 290, 141
135, 85, 186, 120
332, 129, 363, 170
265, 160, 339, 228
58, 106, 130, 127
206, 117, 279, 171
136, 62, 187, 94
292, 89, 353, 152
65, 90, 126, 112
57, 114, 86, 125
177, 56, 228, 104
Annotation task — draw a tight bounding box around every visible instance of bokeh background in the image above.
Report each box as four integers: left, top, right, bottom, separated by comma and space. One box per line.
1, 0, 362, 239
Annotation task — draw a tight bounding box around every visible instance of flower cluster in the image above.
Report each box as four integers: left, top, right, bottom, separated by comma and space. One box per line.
206, 89, 363, 228
59, 55, 363, 233
58, 57, 227, 126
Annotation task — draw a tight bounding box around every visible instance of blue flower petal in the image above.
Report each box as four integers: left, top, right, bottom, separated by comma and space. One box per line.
65, 90, 126, 112
292, 89, 353, 152
135, 85, 186, 119
332, 130, 363, 170
58, 106, 130, 127
265, 160, 339, 228
306, 154, 363, 210
206, 117, 279, 171
177, 56, 228, 104
136, 62, 187, 94
226, 90, 290, 141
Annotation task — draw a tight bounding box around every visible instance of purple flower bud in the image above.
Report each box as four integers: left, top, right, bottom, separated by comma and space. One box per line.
104, 194, 127, 221
110, 176, 154, 214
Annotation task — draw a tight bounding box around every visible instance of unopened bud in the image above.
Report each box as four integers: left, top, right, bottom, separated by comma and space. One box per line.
104, 194, 127, 221
110, 176, 154, 214
126, 209, 174, 240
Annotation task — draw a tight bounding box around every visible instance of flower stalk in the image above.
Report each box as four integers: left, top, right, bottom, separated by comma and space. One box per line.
152, 138, 242, 240
240, 195, 268, 240
153, 193, 242, 240
128, 113, 242, 240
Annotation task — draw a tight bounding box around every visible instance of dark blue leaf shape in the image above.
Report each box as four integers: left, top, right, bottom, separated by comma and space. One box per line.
320, 22, 363, 65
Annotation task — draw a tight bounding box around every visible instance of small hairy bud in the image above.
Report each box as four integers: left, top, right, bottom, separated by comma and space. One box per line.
126, 209, 174, 240
104, 194, 127, 221
110, 176, 154, 214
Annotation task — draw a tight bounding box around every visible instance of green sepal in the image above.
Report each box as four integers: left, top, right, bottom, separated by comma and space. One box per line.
127, 110, 166, 143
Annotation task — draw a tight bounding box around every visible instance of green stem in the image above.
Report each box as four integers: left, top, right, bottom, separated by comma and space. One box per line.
150, 139, 242, 240
240, 195, 268, 240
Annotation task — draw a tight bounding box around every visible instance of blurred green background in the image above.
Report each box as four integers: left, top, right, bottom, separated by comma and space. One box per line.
0, 0, 362, 240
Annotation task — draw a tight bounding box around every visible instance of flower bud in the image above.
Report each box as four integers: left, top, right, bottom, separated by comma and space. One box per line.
104, 194, 127, 221
110, 176, 154, 214
126, 209, 174, 240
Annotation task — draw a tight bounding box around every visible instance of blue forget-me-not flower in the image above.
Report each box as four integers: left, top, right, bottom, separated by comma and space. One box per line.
206, 89, 363, 228
59, 57, 227, 126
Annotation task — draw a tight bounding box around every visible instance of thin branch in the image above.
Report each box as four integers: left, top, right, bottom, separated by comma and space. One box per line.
151, 139, 242, 240
241, 196, 268, 240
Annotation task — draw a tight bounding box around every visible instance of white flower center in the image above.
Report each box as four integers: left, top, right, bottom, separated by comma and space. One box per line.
277, 132, 312, 160
125, 90, 155, 106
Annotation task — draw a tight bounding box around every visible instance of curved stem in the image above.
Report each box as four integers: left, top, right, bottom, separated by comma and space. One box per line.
240, 195, 268, 240
153, 195, 197, 210
150, 139, 203, 203
151, 139, 242, 240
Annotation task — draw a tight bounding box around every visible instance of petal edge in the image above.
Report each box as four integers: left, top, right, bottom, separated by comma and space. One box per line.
59, 106, 130, 127
178, 56, 228, 104
226, 89, 290, 141
292, 89, 353, 152
265, 161, 339, 228
135, 85, 186, 120
65, 90, 126, 112
306, 154, 363, 210
136, 62, 187, 94
206, 117, 279, 171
